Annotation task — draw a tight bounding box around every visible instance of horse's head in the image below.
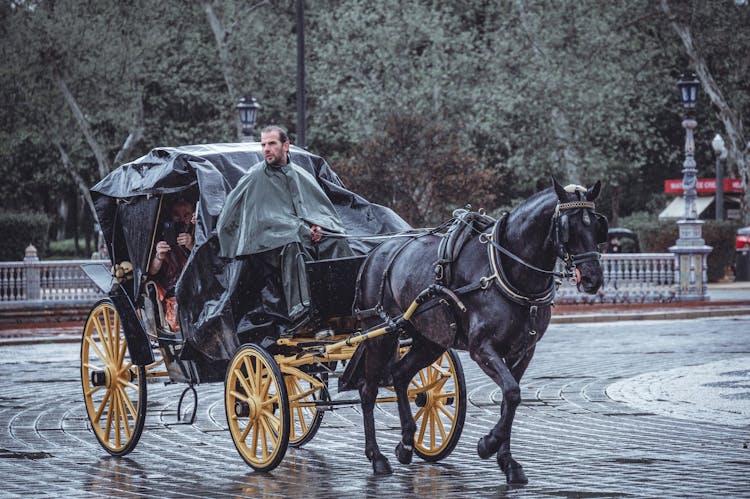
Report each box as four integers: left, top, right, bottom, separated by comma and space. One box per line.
552, 179, 607, 294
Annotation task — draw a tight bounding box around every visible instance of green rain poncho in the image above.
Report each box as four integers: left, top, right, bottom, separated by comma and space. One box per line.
216, 160, 352, 320
217, 161, 347, 257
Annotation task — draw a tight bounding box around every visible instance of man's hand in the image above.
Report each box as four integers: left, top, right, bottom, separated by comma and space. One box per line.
310, 225, 323, 243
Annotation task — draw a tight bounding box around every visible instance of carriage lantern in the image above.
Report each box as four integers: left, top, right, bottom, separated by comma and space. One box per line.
677, 72, 700, 112
237, 96, 261, 140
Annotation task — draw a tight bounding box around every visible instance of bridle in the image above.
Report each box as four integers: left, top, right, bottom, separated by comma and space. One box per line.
477, 200, 606, 307
552, 200, 606, 269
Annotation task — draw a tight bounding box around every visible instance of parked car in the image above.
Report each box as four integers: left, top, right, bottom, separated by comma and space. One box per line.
735, 226, 750, 281
736, 226, 750, 250
604, 228, 641, 253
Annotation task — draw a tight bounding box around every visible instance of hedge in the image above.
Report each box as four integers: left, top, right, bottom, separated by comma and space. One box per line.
618, 212, 742, 282
0, 211, 50, 261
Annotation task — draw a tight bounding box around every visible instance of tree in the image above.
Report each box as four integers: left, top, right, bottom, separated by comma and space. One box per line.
337, 112, 496, 226
659, 0, 750, 223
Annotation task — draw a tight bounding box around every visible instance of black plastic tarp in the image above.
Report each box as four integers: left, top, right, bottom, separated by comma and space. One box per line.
91, 142, 410, 361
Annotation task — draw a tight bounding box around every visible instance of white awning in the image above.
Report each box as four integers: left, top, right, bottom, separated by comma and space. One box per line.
658, 196, 714, 220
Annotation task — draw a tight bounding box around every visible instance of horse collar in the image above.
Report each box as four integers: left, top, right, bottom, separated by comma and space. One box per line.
481, 214, 556, 308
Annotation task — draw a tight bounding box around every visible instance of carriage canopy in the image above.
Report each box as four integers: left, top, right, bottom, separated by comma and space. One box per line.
91, 142, 409, 361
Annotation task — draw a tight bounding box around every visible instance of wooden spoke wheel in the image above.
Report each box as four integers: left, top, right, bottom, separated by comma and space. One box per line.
286, 373, 328, 448
225, 344, 290, 472
80, 299, 146, 456
411, 349, 466, 462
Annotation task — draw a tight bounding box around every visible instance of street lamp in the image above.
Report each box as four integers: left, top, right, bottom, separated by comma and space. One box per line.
237, 96, 261, 141
677, 72, 700, 221
669, 71, 712, 301
677, 72, 700, 111
711, 133, 727, 221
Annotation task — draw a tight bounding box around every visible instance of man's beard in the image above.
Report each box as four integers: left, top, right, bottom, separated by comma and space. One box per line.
268, 153, 287, 166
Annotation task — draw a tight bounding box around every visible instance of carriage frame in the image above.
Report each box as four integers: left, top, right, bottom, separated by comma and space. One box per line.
79, 142, 467, 472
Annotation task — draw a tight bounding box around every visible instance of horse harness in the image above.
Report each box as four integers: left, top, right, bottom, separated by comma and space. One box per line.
354, 200, 606, 367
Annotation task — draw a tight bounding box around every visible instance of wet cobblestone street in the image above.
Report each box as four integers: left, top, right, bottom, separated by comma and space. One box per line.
1, 316, 748, 498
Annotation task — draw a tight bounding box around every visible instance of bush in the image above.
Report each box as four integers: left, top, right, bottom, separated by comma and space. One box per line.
618, 212, 741, 282
48, 238, 91, 259
703, 220, 743, 282
0, 211, 50, 261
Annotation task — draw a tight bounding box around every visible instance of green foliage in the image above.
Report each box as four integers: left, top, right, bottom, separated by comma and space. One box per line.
335, 112, 496, 226
0, 0, 748, 230
0, 212, 50, 261
618, 212, 678, 253
47, 238, 86, 259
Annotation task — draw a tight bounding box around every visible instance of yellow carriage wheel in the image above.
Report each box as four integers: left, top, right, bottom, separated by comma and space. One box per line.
225, 344, 290, 472
80, 299, 147, 456
411, 349, 466, 462
286, 373, 328, 448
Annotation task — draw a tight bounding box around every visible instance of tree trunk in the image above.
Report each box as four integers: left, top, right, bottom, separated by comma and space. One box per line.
113, 84, 145, 166
611, 184, 620, 228
201, 0, 241, 138
53, 72, 112, 179
660, 0, 749, 224
53, 140, 99, 224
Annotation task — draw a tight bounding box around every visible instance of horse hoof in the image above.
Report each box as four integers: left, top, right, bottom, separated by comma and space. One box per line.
477, 434, 500, 459
395, 442, 413, 465
498, 455, 528, 484
372, 456, 393, 475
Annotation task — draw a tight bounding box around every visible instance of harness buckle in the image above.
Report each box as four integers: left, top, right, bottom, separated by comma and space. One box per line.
434, 264, 444, 281
480, 276, 492, 290
478, 232, 490, 244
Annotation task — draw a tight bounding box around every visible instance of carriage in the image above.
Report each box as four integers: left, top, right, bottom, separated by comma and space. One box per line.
79, 142, 467, 472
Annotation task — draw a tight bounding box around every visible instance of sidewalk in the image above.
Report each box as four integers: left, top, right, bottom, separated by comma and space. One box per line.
2, 282, 749, 345
554, 280, 750, 323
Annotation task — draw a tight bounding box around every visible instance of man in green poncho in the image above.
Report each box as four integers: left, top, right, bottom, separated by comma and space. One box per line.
217, 125, 352, 327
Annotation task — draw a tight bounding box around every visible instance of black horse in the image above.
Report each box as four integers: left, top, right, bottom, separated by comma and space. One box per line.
352, 179, 607, 482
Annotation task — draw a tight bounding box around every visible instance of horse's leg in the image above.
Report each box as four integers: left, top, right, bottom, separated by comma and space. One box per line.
471, 341, 528, 484
391, 337, 445, 465
359, 336, 398, 475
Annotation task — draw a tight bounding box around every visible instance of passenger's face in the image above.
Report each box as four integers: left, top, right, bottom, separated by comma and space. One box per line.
172, 204, 193, 225
261, 130, 289, 166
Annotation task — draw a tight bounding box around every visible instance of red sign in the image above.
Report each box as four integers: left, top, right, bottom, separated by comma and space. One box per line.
664, 178, 743, 194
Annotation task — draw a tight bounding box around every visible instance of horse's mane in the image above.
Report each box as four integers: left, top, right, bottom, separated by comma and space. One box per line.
509, 187, 556, 218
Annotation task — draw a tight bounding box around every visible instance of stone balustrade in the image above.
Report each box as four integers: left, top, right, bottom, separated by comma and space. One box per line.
0, 260, 106, 304
556, 253, 677, 304
0, 253, 679, 308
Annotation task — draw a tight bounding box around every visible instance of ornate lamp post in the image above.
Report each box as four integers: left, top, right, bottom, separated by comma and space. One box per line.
711, 133, 727, 221
669, 71, 712, 301
237, 96, 261, 142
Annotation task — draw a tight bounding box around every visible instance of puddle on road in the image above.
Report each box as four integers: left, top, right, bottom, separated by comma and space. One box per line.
609, 457, 678, 465
0, 448, 53, 460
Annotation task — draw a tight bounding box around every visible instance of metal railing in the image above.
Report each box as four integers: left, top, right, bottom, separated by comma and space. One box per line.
556, 253, 677, 304
0, 253, 678, 307
0, 260, 106, 304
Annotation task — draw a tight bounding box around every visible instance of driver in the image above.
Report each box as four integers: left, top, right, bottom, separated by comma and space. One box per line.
217, 125, 352, 328
148, 198, 195, 331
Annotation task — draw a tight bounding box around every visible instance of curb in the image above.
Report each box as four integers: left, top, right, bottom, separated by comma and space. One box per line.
551, 306, 750, 323
3, 307, 750, 346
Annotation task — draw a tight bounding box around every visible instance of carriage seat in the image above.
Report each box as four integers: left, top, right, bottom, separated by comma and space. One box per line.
140, 280, 177, 337
305, 254, 367, 326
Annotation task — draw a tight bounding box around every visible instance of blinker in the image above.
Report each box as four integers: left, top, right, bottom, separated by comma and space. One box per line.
559, 214, 569, 244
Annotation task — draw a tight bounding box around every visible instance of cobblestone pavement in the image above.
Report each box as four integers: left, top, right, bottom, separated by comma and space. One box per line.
1, 316, 748, 498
